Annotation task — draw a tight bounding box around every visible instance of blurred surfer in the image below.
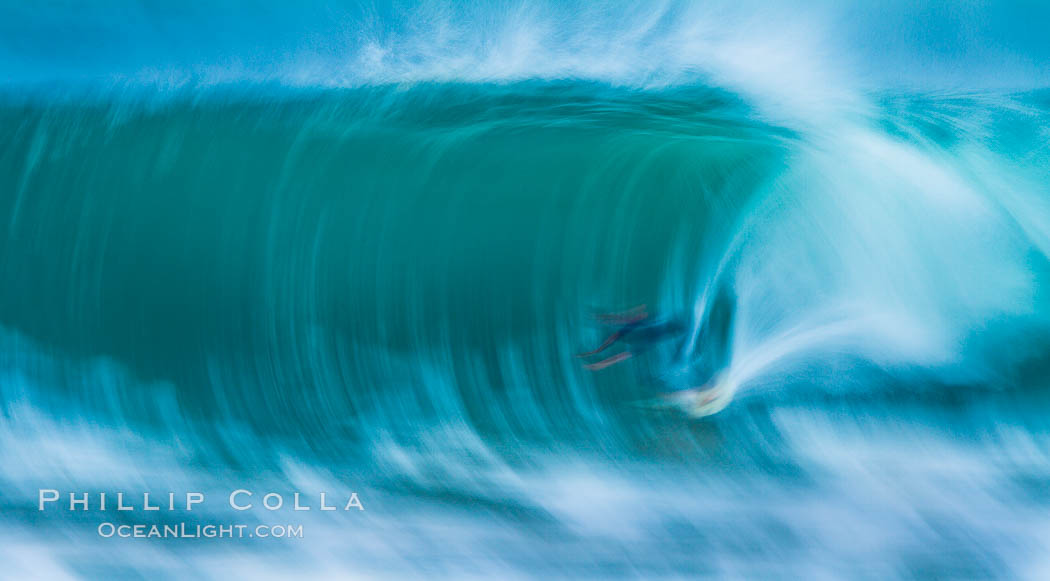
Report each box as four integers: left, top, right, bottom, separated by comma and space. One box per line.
577, 304, 689, 370
579, 296, 736, 417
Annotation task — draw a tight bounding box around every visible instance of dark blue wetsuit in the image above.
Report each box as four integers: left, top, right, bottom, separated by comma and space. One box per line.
617, 316, 688, 356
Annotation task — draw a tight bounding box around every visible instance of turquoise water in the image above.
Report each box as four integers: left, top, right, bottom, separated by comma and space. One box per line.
5, 2, 1050, 579
5, 82, 1050, 579
1, 84, 774, 440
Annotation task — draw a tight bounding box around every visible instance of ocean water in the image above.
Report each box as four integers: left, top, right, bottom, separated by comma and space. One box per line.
4, 1, 1050, 579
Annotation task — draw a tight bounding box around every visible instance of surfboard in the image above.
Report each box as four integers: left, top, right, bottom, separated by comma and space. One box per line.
684, 373, 736, 417
629, 372, 736, 417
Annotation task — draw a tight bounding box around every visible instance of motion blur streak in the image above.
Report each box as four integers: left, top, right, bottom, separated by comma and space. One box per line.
3, 1, 1050, 579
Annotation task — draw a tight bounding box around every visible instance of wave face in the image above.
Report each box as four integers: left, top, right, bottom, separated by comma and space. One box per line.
4, 2, 1050, 579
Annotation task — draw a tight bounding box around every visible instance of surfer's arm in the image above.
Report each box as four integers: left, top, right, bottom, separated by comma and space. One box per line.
576, 330, 624, 358
592, 304, 647, 325
583, 351, 633, 371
